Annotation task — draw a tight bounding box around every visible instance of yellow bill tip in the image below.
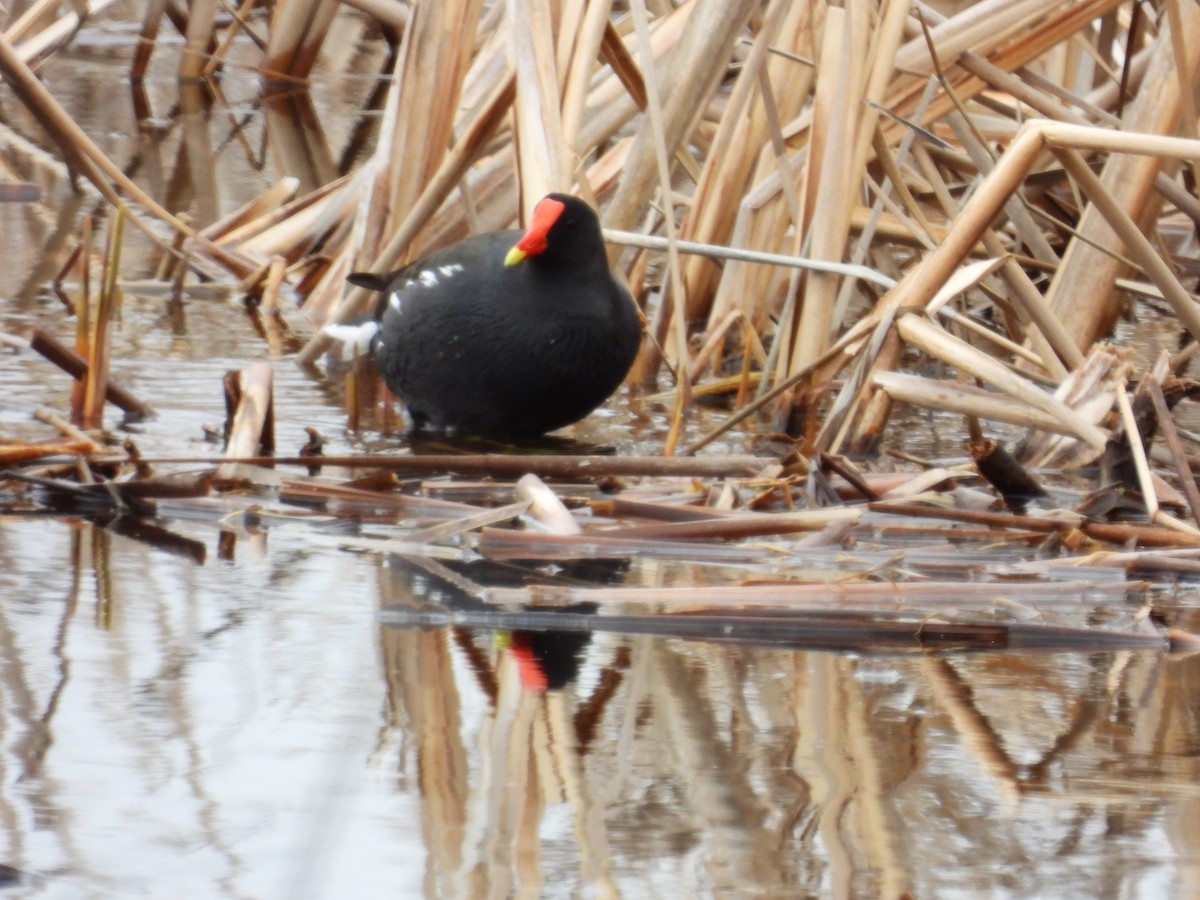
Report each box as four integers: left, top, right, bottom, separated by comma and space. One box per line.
504, 245, 526, 267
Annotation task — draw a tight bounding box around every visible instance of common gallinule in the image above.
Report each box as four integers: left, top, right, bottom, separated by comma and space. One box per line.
334, 193, 641, 436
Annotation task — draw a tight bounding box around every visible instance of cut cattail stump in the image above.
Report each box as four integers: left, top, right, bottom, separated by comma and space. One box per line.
218, 361, 276, 482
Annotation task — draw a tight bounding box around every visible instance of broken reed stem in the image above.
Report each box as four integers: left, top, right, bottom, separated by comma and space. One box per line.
1053, 145, 1200, 343
1147, 375, 1200, 526
870, 501, 1200, 549
627, 0, 690, 455
602, 229, 897, 287
32, 407, 102, 454
29, 329, 153, 418
83, 210, 124, 428
71, 215, 92, 424
138, 453, 776, 479
1114, 381, 1158, 519
218, 362, 276, 480
683, 316, 879, 455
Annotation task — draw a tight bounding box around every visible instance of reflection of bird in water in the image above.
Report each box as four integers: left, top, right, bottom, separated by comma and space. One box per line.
501, 609, 597, 693
384, 555, 625, 694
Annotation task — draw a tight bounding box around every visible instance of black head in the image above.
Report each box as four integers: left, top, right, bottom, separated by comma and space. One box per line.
504, 193, 605, 269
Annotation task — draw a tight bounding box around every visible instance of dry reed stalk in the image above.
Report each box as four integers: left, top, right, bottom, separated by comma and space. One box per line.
29, 329, 152, 418
32, 408, 102, 455
178, 0, 218, 80
261, 0, 337, 80
1019, 345, 1129, 469
509, 0, 568, 208
477, 529, 777, 563
231, 178, 361, 267
587, 18, 703, 186
373, 0, 483, 242
937, 308, 1054, 377
402, 501, 531, 545
604, 229, 894, 286
895, 313, 1108, 450
199, 177, 301, 242
0, 440, 99, 466
1052, 145, 1200, 343
1044, 1, 1200, 349
482, 577, 1140, 610
603, 0, 756, 236
566, 23, 651, 170
870, 500, 1200, 549
627, 0, 691, 453
879, 0, 1126, 142
1113, 380, 1158, 519
871, 372, 1067, 435
6, 0, 121, 65
141, 452, 776, 479
337, 0, 409, 30
559, 0, 614, 168
1146, 372, 1200, 527
842, 116, 1200, 451
599, 506, 861, 541
678, 0, 812, 321
684, 313, 881, 455
784, 3, 865, 403
81, 210, 123, 428
4, 0, 68, 44
725, 0, 1127, 312
69, 215, 92, 424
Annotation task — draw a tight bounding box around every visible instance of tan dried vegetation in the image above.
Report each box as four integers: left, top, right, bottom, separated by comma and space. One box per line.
6, 2, 1200, 645
9, 3, 1200, 456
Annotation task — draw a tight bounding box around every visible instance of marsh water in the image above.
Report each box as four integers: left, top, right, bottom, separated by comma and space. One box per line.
1, 24, 1200, 900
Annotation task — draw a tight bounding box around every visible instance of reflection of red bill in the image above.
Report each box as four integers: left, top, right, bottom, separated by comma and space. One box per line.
509, 641, 548, 692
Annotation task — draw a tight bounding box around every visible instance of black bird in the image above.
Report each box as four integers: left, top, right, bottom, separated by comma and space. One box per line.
331, 193, 641, 436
